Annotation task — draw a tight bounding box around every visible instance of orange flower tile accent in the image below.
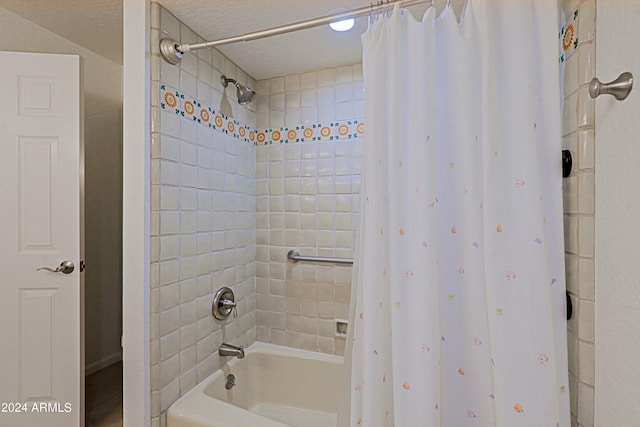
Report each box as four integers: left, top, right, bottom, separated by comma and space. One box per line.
159, 85, 365, 146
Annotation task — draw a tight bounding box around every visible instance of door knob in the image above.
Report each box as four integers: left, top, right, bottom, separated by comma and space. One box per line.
589, 72, 633, 100
37, 261, 75, 274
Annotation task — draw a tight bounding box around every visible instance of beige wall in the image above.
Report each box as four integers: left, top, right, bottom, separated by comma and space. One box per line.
150, 4, 257, 425
0, 6, 124, 375
560, 0, 596, 426
255, 67, 364, 355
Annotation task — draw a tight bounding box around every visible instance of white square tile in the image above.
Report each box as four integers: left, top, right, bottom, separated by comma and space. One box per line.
285, 178, 301, 194
301, 72, 317, 89
578, 299, 594, 343
578, 44, 594, 85
578, 216, 594, 257
336, 102, 354, 121
300, 195, 316, 213
317, 195, 335, 213
160, 110, 181, 139
284, 110, 301, 128
300, 159, 317, 177
270, 77, 285, 94
318, 105, 335, 122
563, 52, 579, 98
563, 215, 578, 254
317, 87, 335, 105
160, 6, 180, 40
563, 91, 578, 136
317, 68, 335, 87
318, 141, 335, 158
301, 89, 317, 108
300, 177, 316, 195
160, 236, 180, 261
335, 176, 352, 194
577, 88, 594, 128
269, 111, 284, 128
336, 83, 353, 103
180, 71, 198, 98
284, 144, 301, 160
160, 60, 180, 88
578, 341, 595, 386
285, 93, 301, 109
317, 177, 335, 194
567, 330, 578, 375
563, 176, 578, 214
352, 64, 363, 81
160, 186, 180, 210
578, 173, 594, 214
335, 195, 352, 212
270, 93, 285, 111
334, 66, 352, 85
269, 196, 284, 212
160, 211, 180, 235
578, 129, 594, 170
284, 160, 301, 177
285, 74, 301, 91
578, 258, 594, 301
578, 0, 595, 43
565, 253, 578, 295
269, 179, 285, 195
317, 158, 334, 176
577, 383, 594, 426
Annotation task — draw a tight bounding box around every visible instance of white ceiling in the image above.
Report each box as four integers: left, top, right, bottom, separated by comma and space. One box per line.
0, 0, 451, 80
157, 0, 380, 79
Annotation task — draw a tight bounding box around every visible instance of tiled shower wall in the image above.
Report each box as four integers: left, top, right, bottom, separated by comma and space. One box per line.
560, 1, 596, 426
150, 3, 257, 424
254, 66, 364, 355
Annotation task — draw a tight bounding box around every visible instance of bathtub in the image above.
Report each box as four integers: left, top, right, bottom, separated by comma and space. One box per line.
167, 342, 344, 427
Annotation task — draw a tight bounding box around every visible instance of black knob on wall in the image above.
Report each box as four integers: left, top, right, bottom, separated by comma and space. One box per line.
562, 150, 572, 178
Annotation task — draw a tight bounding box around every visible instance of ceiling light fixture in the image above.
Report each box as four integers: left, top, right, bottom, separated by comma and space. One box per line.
327, 8, 356, 32
329, 18, 355, 32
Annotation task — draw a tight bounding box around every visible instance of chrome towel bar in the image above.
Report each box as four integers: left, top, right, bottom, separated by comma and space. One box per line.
287, 250, 353, 265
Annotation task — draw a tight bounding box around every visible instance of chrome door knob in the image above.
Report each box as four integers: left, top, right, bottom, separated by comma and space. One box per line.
37, 261, 75, 274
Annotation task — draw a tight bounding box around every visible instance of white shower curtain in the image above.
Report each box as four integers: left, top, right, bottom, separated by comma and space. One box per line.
340, 1, 570, 426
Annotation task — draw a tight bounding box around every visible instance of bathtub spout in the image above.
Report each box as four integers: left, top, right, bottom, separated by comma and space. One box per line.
219, 343, 245, 359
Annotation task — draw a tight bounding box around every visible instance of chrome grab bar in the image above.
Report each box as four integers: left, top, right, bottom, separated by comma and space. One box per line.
287, 250, 353, 265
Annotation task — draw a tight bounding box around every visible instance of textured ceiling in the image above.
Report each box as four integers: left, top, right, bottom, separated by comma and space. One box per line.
156, 0, 432, 80
0, 0, 123, 64
1, 0, 457, 79
157, 0, 372, 80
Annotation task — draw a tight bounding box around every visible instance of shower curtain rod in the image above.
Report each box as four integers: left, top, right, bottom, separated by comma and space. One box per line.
159, 0, 432, 65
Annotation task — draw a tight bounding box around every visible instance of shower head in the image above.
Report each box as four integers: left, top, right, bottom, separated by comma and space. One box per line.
221, 75, 256, 105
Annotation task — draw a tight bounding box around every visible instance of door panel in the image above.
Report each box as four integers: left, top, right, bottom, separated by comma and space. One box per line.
0, 51, 82, 427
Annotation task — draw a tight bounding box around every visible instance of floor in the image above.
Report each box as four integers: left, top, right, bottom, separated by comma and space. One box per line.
85, 361, 123, 427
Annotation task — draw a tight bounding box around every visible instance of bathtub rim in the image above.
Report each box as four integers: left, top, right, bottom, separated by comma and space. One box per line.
166, 341, 344, 427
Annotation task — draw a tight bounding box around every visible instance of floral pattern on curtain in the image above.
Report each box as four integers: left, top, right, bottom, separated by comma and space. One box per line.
340, 1, 570, 426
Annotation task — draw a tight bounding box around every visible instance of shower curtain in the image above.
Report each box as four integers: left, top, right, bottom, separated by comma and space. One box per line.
340, 1, 570, 426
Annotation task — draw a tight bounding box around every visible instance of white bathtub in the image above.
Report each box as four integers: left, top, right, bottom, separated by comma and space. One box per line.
167, 342, 344, 427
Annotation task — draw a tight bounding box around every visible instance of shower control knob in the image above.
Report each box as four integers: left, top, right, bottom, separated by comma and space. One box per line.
212, 287, 237, 320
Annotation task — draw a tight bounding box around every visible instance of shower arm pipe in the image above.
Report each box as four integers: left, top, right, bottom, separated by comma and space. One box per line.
287, 250, 353, 265
161, 0, 430, 62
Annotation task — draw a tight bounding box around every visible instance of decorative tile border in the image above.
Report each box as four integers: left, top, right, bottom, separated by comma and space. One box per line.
559, 8, 579, 64
160, 84, 255, 143
255, 121, 364, 145
160, 85, 365, 146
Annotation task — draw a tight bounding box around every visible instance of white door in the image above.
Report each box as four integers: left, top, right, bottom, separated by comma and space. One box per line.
0, 51, 82, 427
595, 2, 640, 426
